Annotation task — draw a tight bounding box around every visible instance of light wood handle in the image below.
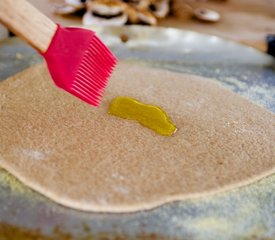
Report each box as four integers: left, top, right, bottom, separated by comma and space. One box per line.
0, 0, 57, 53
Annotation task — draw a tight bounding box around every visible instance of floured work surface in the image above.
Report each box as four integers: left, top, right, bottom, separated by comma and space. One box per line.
0, 62, 274, 213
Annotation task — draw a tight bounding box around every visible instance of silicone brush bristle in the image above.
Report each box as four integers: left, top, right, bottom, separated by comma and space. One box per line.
42, 25, 117, 107
71, 37, 117, 106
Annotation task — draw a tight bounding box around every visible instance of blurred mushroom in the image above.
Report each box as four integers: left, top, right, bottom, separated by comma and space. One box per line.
137, 9, 157, 25
124, 4, 157, 25
65, 0, 87, 8
54, 0, 87, 15
83, 0, 128, 26
193, 8, 220, 22
149, 0, 169, 18
51, 0, 226, 26
124, 4, 139, 23
122, 0, 151, 11
54, 4, 81, 15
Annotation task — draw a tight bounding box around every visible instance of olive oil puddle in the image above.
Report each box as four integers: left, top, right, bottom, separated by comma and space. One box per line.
108, 97, 177, 136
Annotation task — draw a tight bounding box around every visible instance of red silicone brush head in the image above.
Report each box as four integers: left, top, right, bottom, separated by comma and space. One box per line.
42, 25, 117, 107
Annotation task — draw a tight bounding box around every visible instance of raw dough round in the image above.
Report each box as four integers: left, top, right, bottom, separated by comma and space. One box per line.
0, 62, 274, 212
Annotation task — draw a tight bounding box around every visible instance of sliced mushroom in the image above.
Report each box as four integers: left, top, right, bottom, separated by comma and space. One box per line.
122, 0, 151, 11
193, 8, 220, 22
124, 5, 139, 23
149, 0, 169, 18
53, 4, 81, 15
65, 0, 87, 8
137, 9, 157, 25
53, 0, 87, 15
83, 0, 128, 26
83, 13, 128, 26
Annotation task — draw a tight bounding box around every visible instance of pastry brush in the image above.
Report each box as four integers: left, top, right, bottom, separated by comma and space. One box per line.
0, 0, 117, 106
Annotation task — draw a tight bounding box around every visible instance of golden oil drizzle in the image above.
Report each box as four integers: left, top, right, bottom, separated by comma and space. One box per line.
108, 97, 177, 136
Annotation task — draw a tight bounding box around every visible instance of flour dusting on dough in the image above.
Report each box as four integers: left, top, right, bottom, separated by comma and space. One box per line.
21, 149, 45, 161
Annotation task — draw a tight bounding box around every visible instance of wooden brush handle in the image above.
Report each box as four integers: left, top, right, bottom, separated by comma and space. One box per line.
0, 0, 57, 53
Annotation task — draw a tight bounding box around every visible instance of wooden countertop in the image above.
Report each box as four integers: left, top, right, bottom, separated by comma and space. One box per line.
29, 0, 275, 52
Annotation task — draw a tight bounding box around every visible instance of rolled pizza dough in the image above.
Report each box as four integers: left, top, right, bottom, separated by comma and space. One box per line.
0, 62, 274, 212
